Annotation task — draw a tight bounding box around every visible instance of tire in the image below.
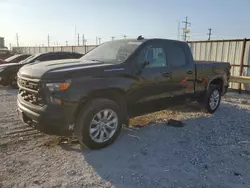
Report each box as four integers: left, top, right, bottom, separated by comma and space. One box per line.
202, 86, 221, 113
74, 98, 123, 149
9, 74, 18, 89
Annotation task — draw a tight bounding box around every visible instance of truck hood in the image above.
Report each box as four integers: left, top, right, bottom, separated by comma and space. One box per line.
18, 59, 111, 79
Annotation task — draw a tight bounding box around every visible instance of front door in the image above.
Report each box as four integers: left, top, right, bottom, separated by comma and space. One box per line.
128, 41, 172, 105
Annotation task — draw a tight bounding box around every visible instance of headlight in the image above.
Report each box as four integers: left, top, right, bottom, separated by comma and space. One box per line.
45, 80, 71, 92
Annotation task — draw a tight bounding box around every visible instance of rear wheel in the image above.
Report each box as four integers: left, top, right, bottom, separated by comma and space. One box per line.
9, 74, 18, 89
74, 98, 123, 149
202, 86, 221, 113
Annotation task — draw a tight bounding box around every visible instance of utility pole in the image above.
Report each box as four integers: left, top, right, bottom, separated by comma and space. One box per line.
77, 33, 80, 46
96, 37, 98, 45
111, 36, 115, 41
177, 21, 180, 40
74, 26, 76, 45
207, 28, 212, 40
82, 34, 85, 45
65, 41, 68, 46
98, 37, 101, 45
16, 33, 19, 47
181, 16, 191, 41
47, 34, 50, 47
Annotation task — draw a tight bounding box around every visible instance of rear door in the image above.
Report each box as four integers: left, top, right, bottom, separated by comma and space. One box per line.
165, 41, 195, 97
129, 40, 172, 104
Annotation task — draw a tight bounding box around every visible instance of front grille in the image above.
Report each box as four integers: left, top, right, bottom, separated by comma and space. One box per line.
18, 78, 39, 91
18, 78, 44, 106
19, 89, 44, 106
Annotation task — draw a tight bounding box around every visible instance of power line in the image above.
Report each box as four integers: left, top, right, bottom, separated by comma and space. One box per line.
181, 16, 191, 41
207, 28, 212, 40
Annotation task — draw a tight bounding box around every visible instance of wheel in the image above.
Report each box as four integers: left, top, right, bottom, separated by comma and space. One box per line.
203, 86, 221, 113
74, 98, 123, 149
9, 74, 18, 89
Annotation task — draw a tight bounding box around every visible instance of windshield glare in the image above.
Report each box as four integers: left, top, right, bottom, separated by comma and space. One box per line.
81, 40, 142, 63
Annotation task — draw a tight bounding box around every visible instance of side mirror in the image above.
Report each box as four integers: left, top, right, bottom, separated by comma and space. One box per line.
135, 61, 150, 75
141, 61, 150, 69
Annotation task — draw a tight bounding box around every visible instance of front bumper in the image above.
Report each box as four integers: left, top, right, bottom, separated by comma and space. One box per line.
17, 94, 77, 136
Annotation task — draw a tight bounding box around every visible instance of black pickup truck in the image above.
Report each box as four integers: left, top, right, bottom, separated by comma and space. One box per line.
17, 37, 230, 149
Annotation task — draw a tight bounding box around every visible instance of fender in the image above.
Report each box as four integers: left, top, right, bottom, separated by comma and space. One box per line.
206, 75, 226, 91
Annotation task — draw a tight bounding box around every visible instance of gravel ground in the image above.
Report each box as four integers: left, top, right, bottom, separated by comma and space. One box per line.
0, 87, 250, 188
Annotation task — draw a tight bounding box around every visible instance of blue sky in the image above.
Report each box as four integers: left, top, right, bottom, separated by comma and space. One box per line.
1, 0, 250, 47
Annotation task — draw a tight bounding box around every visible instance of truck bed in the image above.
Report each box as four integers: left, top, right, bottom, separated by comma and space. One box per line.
194, 60, 231, 95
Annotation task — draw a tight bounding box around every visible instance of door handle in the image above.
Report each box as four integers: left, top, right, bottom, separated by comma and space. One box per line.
162, 72, 172, 77
186, 70, 193, 75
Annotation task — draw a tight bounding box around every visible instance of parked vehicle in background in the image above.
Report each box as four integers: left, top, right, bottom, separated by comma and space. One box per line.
0, 51, 83, 88
0, 48, 13, 60
0, 54, 31, 64
17, 37, 231, 149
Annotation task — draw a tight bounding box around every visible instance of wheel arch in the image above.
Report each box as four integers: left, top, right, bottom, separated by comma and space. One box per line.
206, 76, 225, 92
74, 88, 128, 123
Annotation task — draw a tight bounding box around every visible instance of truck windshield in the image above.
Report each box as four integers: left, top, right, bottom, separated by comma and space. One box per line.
81, 40, 143, 63
19, 54, 39, 64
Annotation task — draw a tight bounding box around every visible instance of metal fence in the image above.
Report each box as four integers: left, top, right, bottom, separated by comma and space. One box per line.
13, 38, 250, 92
188, 38, 250, 92
12, 45, 98, 55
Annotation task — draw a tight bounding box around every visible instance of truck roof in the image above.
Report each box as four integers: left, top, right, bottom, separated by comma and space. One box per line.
109, 37, 187, 46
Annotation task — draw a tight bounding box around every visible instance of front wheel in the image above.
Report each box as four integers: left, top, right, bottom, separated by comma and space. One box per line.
203, 86, 221, 113
74, 98, 123, 149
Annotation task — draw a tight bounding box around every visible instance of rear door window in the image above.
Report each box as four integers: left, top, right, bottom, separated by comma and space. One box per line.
165, 43, 187, 68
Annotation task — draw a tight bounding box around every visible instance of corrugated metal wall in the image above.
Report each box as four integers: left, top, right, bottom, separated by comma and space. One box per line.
188, 39, 250, 92
12, 45, 98, 55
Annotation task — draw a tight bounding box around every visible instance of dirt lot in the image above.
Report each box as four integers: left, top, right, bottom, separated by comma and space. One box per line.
1, 87, 250, 188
